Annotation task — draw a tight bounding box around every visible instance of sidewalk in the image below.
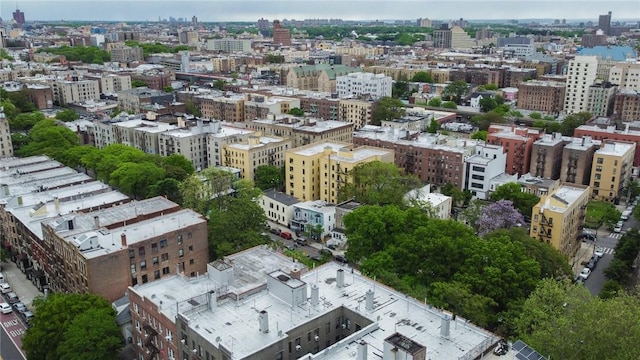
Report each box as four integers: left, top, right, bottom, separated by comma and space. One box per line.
572, 241, 595, 276
0, 261, 44, 308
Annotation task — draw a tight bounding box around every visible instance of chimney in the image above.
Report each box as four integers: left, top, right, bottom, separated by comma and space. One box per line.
625, 123, 630, 134
290, 267, 301, 280
311, 284, 319, 307
121, 233, 127, 247
440, 313, 451, 338
259, 310, 269, 333
94, 215, 100, 229
208, 290, 217, 311
54, 196, 60, 211
356, 340, 368, 360
336, 269, 345, 288
365, 289, 374, 310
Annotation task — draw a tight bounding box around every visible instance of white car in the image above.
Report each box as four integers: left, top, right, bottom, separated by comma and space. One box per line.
594, 247, 605, 258
614, 225, 622, 233
0, 282, 11, 294
0, 302, 11, 314
579, 268, 591, 280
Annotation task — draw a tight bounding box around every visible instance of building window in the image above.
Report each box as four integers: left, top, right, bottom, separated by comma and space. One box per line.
160, 239, 167, 248
151, 243, 158, 253
596, 157, 603, 164
129, 249, 135, 259
140, 260, 147, 271
177, 235, 183, 244
138, 246, 145, 257
141, 275, 148, 284
153, 257, 159, 265
162, 267, 170, 275
154, 270, 160, 280
178, 248, 184, 257
161, 253, 168, 261
131, 264, 136, 274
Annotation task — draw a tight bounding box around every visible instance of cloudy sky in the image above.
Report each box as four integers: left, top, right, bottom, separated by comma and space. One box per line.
2, 0, 639, 22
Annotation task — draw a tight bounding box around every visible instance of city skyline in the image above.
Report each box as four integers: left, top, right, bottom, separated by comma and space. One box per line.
1, 0, 639, 23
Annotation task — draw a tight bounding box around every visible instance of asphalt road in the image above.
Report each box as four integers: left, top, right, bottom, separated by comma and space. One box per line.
584, 206, 638, 296
0, 311, 27, 360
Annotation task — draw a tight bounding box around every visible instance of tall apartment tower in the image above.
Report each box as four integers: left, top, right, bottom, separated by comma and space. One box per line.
598, 11, 612, 35
257, 18, 270, 37
272, 20, 291, 46
563, 56, 598, 115
433, 24, 452, 48
12, 9, 25, 25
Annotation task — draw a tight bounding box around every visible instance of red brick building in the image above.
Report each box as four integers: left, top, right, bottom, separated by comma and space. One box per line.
574, 124, 640, 166
487, 125, 544, 175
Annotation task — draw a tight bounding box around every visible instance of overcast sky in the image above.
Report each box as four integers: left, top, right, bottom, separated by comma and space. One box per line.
2, 0, 639, 23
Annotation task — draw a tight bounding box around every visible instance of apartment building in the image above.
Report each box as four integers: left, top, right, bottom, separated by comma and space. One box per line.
336, 72, 392, 100
433, 25, 453, 48
272, 20, 291, 46
41, 197, 208, 302
286, 64, 362, 93
259, 189, 300, 227
110, 46, 144, 63
21, 77, 103, 105
463, 143, 507, 200
517, 80, 566, 115
574, 124, 640, 166
117, 87, 175, 113
561, 136, 600, 186
353, 127, 475, 189
85, 73, 133, 94
330, 199, 360, 245
285, 142, 394, 203
248, 116, 353, 148
198, 94, 245, 122
88, 119, 177, 153
518, 175, 560, 198
612, 89, 640, 121
338, 98, 373, 129
334, 45, 385, 58
244, 95, 300, 121
529, 133, 564, 179
587, 82, 617, 117
608, 62, 640, 91
26, 84, 54, 109
589, 141, 635, 202
0, 107, 13, 158
206, 123, 256, 168
223, 134, 291, 181
290, 200, 336, 239
564, 56, 598, 114
299, 95, 340, 121
529, 184, 590, 259
206, 38, 252, 53
486, 125, 544, 176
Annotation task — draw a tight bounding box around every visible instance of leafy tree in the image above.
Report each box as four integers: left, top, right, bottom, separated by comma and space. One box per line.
442, 80, 469, 104
2, 88, 38, 113
254, 165, 284, 191
529, 112, 542, 119
184, 99, 202, 117
460, 199, 485, 231
16, 120, 78, 159
490, 182, 540, 217
508, 110, 524, 117
109, 162, 166, 199
39, 46, 110, 64
479, 97, 498, 112
288, 107, 305, 116
426, 118, 439, 133
9, 111, 46, 131
147, 178, 183, 204
0, 100, 19, 119
442, 101, 457, 109
484, 84, 499, 91
265, 54, 285, 63
212, 79, 225, 90
339, 161, 421, 206
392, 74, 410, 99
163, 86, 174, 93
427, 97, 442, 107
161, 154, 195, 181
560, 112, 591, 136
471, 130, 487, 141
411, 71, 433, 83
587, 200, 621, 229
599, 280, 623, 299
476, 199, 525, 236
441, 182, 471, 207
131, 79, 147, 88
56, 307, 122, 360
515, 279, 640, 360
371, 97, 406, 125
180, 167, 236, 214
55, 109, 80, 122
23, 293, 121, 360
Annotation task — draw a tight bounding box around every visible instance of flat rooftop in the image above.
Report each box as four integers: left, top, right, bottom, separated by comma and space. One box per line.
540, 185, 588, 213
0, 172, 93, 200
180, 259, 496, 359
0, 166, 77, 186
596, 142, 635, 156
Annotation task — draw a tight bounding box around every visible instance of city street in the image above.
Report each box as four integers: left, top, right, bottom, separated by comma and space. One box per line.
0, 311, 26, 360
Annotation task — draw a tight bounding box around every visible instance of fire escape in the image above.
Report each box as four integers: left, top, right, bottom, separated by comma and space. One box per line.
566, 153, 578, 183
267, 148, 277, 166
404, 149, 416, 175
335, 162, 349, 201
514, 142, 525, 175
538, 213, 553, 243
535, 147, 547, 178
143, 324, 159, 360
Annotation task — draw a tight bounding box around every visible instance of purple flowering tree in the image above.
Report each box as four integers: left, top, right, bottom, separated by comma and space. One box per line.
477, 199, 525, 237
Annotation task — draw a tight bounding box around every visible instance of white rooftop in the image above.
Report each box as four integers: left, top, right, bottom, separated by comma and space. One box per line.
595, 142, 635, 157
541, 185, 589, 213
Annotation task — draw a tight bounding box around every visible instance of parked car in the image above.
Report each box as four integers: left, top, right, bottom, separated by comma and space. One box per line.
295, 238, 307, 246
0, 282, 11, 294
6, 292, 19, 304
22, 310, 34, 325
13, 302, 26, 314
579, 268, 591, 280
279, 231, 293, 240
586, 257, 597, 270
0, 271, 4, 282
614, 225, 622, 233
0, 302, 11, 314
594, 247, 605, 259
334, 254, 347, 263
269, 228, 281, 235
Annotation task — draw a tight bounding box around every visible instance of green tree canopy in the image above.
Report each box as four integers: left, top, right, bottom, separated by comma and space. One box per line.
16, 119, 79, 159
411, 71, 433, 83
339, 161, 421, 206
471, 130, 487, 141
9, 111, 46, 131
55, 109, 80, 122
39, 46, 110, 64
288, 107, 305, 116
442, 80, 469, 104
427, 97, 442, 107
586, 200, 621, 229
23, 293, 121, 360
515, 279, 640, 360
371, 97, 405, 125
490, 182, 540, 217
184, 99, 202, 117
442, 101, 457, 109
254, 165, 284, 191
131, 79, 147, 88
109, 162, 166, 199
471, 111, 505, 130
479, 96, 498, 112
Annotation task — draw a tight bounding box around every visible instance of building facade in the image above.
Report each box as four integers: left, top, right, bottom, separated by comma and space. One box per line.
589, 141, 635, 202
463, 144, 507, 200
561, 136, 599, 186
336, 72, 392, 100
564, 56, 598, 114
486, 125, 543, 176
517, 80, 566, 115
529, 133, 564, 179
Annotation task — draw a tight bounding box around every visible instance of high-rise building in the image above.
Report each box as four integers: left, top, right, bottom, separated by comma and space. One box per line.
272, 20, 291, 46
192, 15, 198, 26
598, 11, 612, 35
12, 9, 25, 25
517, 80, 566, 115
433, 24, 452, 48
589, 141, 635, 202
257, 18, 270, 37
563, 56, 598, 114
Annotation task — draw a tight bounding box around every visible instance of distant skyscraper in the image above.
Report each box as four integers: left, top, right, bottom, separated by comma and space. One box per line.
12, 9, 25, 25
192, 15, 198, 26
598, 11, 612, 35
257, 18, 270, 37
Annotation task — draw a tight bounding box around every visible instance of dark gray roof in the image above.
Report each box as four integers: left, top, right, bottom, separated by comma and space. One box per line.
263, 188, 300, 206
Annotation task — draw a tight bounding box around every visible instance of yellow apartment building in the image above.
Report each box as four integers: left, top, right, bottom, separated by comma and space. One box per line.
529, 184, 590, 259
285, 142, 394, 203
589, 141, 635, 202
223, 134, 292, 181
338, 98, 373, 129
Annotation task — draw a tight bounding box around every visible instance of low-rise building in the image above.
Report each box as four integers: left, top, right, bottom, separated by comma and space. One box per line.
291, 200, 336, 241
463, 143, 507, 199
259, 189, 300, 228
330, 200, 360, 247
404, 185, 452, 219
530, 133, 565, 179
336, 72, 392, 100
487, 125, 544, 176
